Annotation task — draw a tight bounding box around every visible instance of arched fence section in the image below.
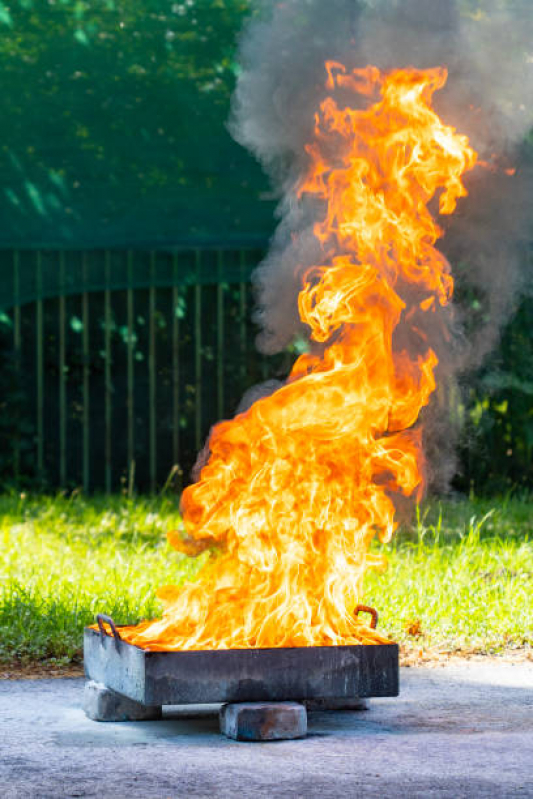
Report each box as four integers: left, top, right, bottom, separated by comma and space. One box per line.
0, 247, 288, 492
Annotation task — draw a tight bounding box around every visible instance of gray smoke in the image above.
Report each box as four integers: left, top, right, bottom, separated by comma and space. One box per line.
229, 0, 533, 491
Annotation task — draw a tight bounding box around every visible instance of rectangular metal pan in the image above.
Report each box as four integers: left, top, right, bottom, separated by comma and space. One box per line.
84, 624, 399, 706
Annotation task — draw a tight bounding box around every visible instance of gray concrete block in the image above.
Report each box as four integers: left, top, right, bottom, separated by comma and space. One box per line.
219, 701, 307, 741
83, 680, 162, 722
304, 697, 370, 711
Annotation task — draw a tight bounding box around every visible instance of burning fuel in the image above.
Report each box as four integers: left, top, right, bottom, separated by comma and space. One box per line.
118, 62, 477, 651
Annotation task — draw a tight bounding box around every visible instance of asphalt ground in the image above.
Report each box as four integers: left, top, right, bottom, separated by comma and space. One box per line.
0, 660, 532, 798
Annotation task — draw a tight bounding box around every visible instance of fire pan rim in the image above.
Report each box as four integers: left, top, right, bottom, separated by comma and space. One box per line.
87, 622, 395, 654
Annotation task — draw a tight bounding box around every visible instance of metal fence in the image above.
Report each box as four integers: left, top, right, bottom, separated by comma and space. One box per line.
0, 247, 288, 493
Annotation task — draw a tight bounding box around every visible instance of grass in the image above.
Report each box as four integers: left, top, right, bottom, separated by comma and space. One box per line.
366, 500, 533, 657
0, 491, 531, 669
0, 493, 202, 667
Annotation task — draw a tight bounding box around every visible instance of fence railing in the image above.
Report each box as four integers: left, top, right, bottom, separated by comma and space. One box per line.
0, 247, 288, 493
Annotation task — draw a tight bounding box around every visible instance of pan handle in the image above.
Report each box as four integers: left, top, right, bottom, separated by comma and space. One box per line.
96, 613, 122, 645
354, 604, 379, 630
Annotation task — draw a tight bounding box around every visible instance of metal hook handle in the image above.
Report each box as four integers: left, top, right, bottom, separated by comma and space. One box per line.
96, 613, 122, 645
354, 604, 379, 629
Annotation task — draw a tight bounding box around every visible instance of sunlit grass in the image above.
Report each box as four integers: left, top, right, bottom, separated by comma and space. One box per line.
0, 493, 202, 665
0, 492, 531, 666
367, 501, 533, 654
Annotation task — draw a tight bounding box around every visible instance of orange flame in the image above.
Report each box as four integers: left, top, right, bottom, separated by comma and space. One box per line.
118, 64, 477, 651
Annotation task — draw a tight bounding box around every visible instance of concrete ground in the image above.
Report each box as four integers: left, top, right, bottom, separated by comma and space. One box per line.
0, 660, 532, 799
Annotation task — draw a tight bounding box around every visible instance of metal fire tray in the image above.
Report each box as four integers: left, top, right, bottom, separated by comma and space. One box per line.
84, 615, 399, 706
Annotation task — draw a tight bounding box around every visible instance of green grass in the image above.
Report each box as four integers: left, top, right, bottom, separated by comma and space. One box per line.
0, 492, 531, 667
0, 493, 202, 666
367, 500, 533, 655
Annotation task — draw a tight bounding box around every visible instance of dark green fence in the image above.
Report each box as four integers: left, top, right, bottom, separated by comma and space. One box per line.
0, 247, 289, 493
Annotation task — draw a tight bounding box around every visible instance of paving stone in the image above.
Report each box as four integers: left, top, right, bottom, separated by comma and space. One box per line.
219, 701, 307, 741
83, 680, 162, 722
304, 697, 370, 711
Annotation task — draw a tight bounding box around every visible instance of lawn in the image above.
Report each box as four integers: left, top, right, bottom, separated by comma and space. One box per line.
0, 492, 531, 670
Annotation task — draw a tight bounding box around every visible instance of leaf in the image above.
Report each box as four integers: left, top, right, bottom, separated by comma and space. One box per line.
74, 29, 90, 46
0, 4, 13, 28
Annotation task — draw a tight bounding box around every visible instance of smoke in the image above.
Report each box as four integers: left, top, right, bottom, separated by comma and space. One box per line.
230, 0, 533, 491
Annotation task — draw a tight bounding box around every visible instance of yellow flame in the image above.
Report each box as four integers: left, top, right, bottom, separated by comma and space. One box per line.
117, 64, 477, 651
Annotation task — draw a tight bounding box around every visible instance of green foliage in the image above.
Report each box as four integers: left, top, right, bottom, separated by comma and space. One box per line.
0, 0, 273, 251
0, 492, 531, 665
457, 296, 533, 493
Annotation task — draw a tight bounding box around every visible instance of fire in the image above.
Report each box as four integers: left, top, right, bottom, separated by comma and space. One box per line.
118, 64, 477, 651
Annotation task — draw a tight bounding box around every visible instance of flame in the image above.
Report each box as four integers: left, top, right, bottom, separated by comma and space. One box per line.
118, 64, 477, 651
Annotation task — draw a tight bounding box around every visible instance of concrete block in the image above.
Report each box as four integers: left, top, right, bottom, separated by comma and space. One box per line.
83, 680, 162, 722
304, 697, 370, 711
219, 701, 307, 742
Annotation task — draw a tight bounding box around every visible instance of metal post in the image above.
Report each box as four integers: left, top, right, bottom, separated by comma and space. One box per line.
149, 252, 157, 492
172, 253, 180, 471
36, 252, 44, 481
217, 250, 225, 419
239, 250, 247, 385
59, 252, 67, 487
13, 251, 21, 478
127, 251, 135, 486
194, 250, 202, 451
104, 252, 112, 493
82, 252, 90, 493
